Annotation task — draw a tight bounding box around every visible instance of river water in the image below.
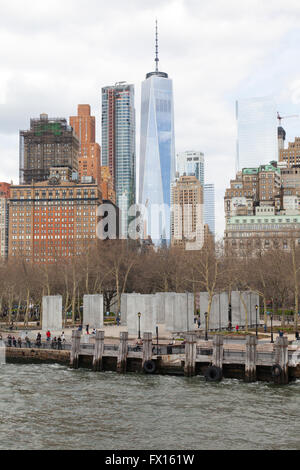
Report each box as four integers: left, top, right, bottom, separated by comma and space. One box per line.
0, 363, 299, 450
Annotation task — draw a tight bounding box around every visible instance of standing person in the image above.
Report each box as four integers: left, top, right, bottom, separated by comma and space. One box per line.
197, 316, 201, 329
25, 335, 31, 348
86, 324, 89, 335
57, 336, 62, 350
236, 324, 239, 333
116, 315, 120, 327
12, 336, 17, 347
17, 337, 22, 348
46, 330, 51, 342
36, 332, 41, 348
7, 335, 12, 347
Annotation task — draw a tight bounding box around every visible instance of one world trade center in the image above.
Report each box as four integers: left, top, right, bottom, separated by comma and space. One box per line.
139, 22, 175, 245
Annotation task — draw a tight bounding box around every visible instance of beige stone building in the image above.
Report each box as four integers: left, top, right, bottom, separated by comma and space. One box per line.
171, 175, 203, 249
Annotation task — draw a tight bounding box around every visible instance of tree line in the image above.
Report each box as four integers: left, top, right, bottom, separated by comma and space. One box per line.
0, 237, 299, 332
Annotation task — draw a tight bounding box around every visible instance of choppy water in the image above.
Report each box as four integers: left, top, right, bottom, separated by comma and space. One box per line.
0, 363, 299, 450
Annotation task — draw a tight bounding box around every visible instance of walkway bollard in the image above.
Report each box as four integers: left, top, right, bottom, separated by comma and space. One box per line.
245, 335, 257, 382
117, 332, 128, 373
70, 330, 81, 369
93, 330, 105, 372
184, 334, 197, 377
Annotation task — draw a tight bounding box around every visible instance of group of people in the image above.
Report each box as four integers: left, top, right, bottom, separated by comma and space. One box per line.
45, 330, 66, 349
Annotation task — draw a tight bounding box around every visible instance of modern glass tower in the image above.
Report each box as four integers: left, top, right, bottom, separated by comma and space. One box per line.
204, 184, 215, 236
102, 83, 136, 238
236, 96, 277, 171
176, 151, 204, 186
139, 22, 175, 245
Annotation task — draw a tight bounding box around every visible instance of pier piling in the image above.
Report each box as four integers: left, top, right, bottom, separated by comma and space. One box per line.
245, 335, 257, 382
142, 332, 153, 368
70, 330, 81, 369
273, 336, 289, 384
184, 334, 196, 376
93, 330, 105, 371
117, 332, 128, 373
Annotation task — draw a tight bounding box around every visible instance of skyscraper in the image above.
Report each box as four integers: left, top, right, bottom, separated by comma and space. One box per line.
204, 184, 215, 236
176, 151, 204, 186
69, 105, 101, 186
236, 96, 277, 171
101, 83, 136, 238
19, 114, 79, 184
139, 22, 175, 244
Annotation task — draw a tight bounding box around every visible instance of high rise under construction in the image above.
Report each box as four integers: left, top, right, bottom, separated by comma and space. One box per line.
19, 113, 79, 184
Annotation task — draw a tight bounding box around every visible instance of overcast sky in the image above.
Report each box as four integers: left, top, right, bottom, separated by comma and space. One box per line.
1, 0, 300, 237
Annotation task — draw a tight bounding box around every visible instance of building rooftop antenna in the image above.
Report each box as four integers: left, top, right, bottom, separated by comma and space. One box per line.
155, 19, 159, 72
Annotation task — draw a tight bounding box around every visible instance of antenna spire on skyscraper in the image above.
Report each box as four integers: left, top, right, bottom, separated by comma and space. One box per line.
155, 19, 159, 72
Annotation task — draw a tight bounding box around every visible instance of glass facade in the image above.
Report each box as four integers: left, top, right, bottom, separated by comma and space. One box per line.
139, 74, 175, 244
236, 96, 277, 171
204, 183, 215, 235
102, 84, 136, 238
176, 151, 204, 186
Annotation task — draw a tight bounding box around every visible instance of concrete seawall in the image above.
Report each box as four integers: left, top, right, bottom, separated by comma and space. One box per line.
5, 348, 70, 365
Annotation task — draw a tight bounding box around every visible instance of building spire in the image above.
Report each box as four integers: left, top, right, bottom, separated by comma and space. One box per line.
155, 19, 159, 72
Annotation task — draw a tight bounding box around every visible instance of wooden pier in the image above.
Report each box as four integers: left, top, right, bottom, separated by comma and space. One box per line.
69, 331, 300, 384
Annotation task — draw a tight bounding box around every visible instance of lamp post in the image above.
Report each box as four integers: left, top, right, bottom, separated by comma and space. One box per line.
270, 314, 274, 343
255, 305, 258, 338
156, 326, 159, 355
205, 312, 208, 341
138, 312, 141, 340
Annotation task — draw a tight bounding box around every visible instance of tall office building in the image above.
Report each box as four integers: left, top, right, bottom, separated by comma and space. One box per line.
0, 183, 10, 259
19, 113, 79, 184
204, 184, 215, 236
101, 83, 136, 238
176, 151, 204, 186
139, 22, 175, 244
236, 96, 277, 171
69, 105, 101, 186
9, 167, 101, 263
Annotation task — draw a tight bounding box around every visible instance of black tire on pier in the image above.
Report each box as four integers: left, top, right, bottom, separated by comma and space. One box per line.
271, 364, 282, 377
143, 360, 156, 374
204, 366, 223, 382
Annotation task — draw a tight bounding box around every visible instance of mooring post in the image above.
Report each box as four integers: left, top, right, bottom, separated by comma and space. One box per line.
273, 336, 289, 384
93, 330, 105, 372
117, 331, 128, 373
184, 334, 197, 377
245, 335, 258, 382
142, 332, 153, 368
212, 335, 224, 369
70, 330, 81, 369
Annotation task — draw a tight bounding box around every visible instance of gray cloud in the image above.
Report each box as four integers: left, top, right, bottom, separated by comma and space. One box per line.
1, 0, 300, 237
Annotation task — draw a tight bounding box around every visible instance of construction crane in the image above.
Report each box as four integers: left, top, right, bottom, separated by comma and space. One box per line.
277, 112, 299, 126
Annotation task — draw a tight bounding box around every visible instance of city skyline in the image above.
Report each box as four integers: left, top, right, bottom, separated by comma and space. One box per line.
2, 1, 300, 237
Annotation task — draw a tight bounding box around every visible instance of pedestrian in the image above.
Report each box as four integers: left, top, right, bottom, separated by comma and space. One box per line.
86, 324, 89, 335
17, 337, 22, 348
116, 316, 120, 327
12, 336, 17, 347
57, 336, 62, 350
7, 335, 12, 347
197, 316, 201, 329
236, 324, 239, 333
51, 337, 57, 349
46, 330, 51, 342
25, 335, 31, 348
36, 332, 41, 348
